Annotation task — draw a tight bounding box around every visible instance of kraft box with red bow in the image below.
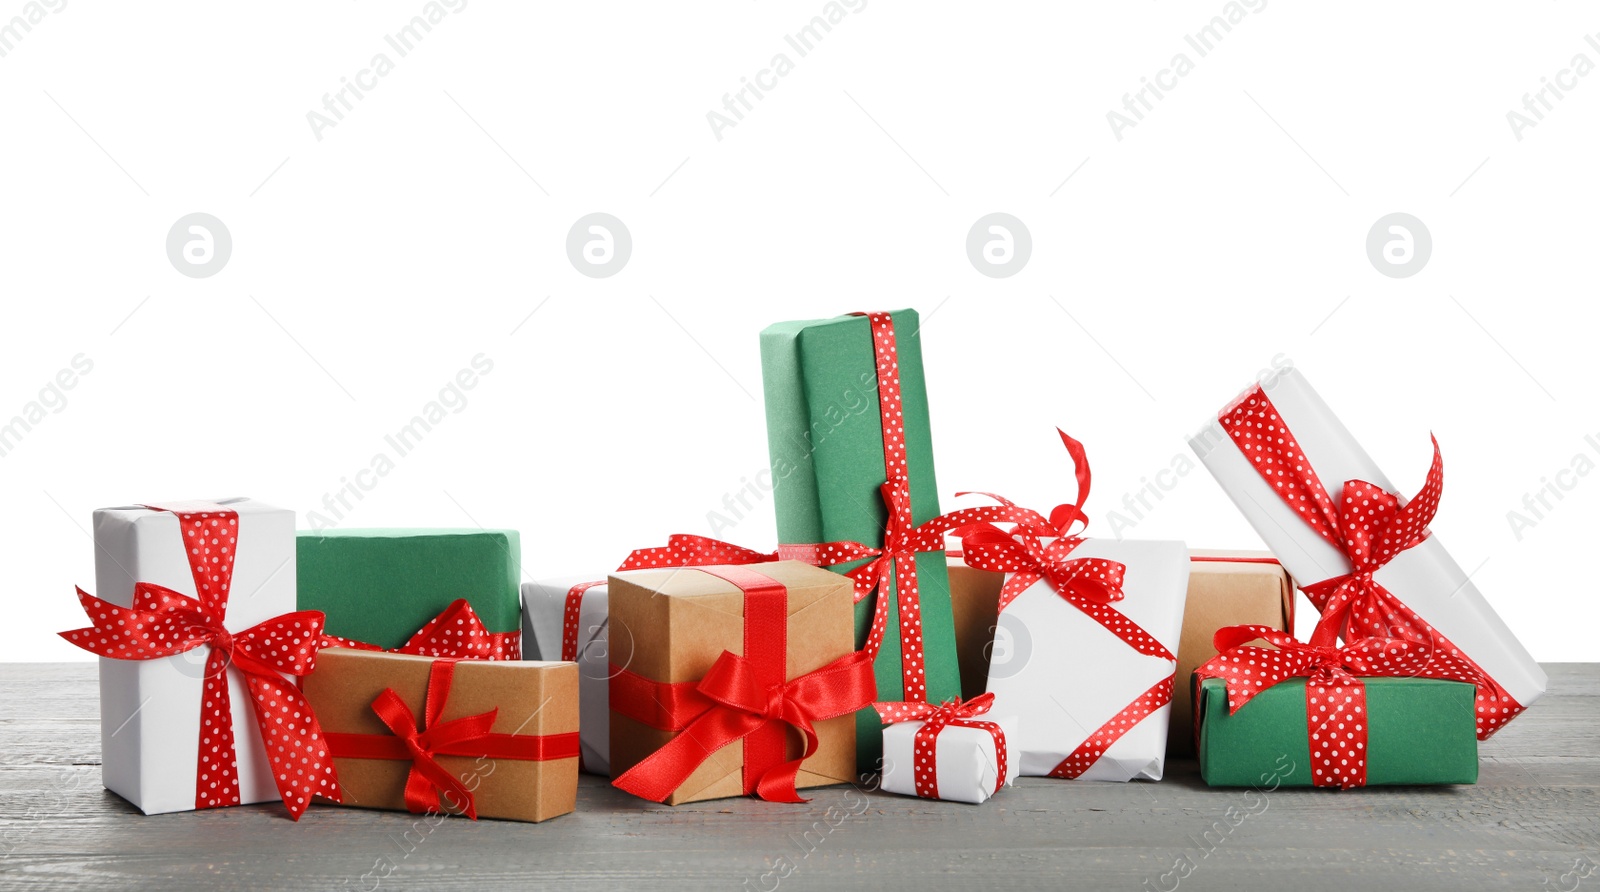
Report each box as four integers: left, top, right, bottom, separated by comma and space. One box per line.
521, 535, 870, 778
1193, 625, 1480, 788
62, 499, 338, 818
297, 529, 523, 657
606, 561, 876, 805
877, 694, 1019, 804
303, 648, 580, 822
1188, 367, 1546, 738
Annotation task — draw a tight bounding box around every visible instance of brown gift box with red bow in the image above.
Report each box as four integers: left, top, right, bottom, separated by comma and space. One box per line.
303, 648, 579, 823
606, 561, 860, 805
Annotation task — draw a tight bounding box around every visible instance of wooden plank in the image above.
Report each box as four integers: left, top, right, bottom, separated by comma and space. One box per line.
0, 664, 1595, 891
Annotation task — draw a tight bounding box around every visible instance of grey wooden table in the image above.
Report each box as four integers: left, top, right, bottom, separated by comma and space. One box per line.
1, 663, 1595, 891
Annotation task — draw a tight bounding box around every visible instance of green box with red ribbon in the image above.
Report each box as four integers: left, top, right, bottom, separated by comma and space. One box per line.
1196, 677, 1479, 787
760, 309, 961, 769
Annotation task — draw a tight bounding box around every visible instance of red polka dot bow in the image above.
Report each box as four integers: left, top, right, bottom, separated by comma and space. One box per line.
1195, 624, 1484, 789
62, 582, 338, 818
875, 693, 1008, 800
321, 598, 520, 661
1218, 386, 1518, 739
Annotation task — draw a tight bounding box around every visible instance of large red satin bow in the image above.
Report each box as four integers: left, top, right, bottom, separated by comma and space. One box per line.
320, 598, 520, 661
1196, 624, 1483, 789
612, 649, 877, 803
875, 693, 1009, 799
324, 659, 580, 819
61, 582, 337, 819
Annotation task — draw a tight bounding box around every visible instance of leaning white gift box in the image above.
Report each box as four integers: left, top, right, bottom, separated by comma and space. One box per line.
1187, 367, 1547, 736
522, 576, 611, 775
86, 498, 300, 815
977, 537, 1189, 781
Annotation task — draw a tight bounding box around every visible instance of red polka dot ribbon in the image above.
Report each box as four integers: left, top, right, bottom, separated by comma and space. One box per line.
323, 658, 580, 820
1195, 624, 1485, 789
321, 599, 521, 661
875, 693, 1008, 800
59, 504, 339, 820
1219, 386, 1523, 738
952, 431, 1179, 778
610, 566, 878, 804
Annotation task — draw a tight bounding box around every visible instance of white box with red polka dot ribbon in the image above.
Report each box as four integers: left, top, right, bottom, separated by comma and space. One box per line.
984, 538, 1190, 782
881, 714, 1019, 804
90, 498, 296, 815
1187, 367, 1547, 731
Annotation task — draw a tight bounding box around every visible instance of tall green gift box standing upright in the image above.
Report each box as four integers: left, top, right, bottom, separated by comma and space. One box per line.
297, 529, 523, 650
760, 309, 960, 769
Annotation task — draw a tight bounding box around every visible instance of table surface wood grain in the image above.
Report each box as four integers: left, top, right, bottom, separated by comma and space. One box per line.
1, 662, 1594, 891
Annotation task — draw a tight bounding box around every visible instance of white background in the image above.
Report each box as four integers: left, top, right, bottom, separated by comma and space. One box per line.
3, 1, 1595, 661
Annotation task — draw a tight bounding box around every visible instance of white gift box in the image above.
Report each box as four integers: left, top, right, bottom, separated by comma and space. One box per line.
984, 539, 1189, 781
881, 714, 1019, 804
522, 576, 611, 775
1187, 368, 1547, 729
91, 498, 296, 815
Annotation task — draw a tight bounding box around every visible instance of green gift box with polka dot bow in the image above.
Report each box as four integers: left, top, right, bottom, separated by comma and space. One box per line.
1196, 676, 1479, 787
760, 309, 961, 772
297, 529, 522, 651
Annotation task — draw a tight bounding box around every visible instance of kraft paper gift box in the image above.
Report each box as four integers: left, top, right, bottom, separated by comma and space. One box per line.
761, 309, 960, 768
607, 561, 871, 805
522, 576, 611, 775
298, 529, 522, 652
1188, 368, 1546, 737
1168, 550, 1295, 757
304, 648, 579, 822
82, 499, 310, 815
878, 699, 1019, 804
1194, 677, 1479, 787
983, 538, 1190, 782
947, 557, 1005, 701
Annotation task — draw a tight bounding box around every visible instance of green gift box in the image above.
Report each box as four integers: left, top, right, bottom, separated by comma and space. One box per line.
760, 309, 959, 769
297, 529, 522, 649
1196, 676, 1479, 787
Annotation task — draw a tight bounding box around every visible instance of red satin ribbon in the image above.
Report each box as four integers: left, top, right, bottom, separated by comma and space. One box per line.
1195, 624, 1483, 789
60, 503, 338, 820
1218, 385, 1522, 738
875, 693, 1009, 800
325, 658, 579, 819
320, 598, 521, 661
952, 431, 1179, 778
610, 565, 877, 804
